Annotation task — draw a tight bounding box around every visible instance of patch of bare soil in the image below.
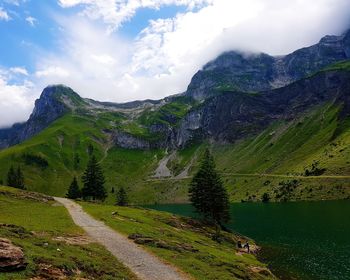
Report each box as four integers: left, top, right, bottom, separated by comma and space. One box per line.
128, 233, 199, 253
249, 266, 275, 277
53, 235, 93, 245
30, 263, 68, 280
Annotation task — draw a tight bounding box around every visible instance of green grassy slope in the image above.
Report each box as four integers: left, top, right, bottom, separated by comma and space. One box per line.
142, 102, 350, 203
0, 91, 350, 204
213, 102, 350, 201
0, 186, 136, 279
81, 201, 276, 280
0, 113, 163, 202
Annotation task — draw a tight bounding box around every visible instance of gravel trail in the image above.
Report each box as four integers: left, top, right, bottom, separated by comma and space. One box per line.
54, 197, 189, 280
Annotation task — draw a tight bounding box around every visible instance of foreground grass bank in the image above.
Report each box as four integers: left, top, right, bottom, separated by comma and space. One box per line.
81, 202, 276, 280
0, 186, 136, 280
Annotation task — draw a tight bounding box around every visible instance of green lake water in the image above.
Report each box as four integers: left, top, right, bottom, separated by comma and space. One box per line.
145, 201, 350, 280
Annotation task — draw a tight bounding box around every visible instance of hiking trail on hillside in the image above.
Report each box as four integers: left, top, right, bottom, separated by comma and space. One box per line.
54, 197, 189, 280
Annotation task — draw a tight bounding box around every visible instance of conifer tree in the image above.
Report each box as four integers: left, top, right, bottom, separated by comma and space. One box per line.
81, 155, 107, 201
7, 166, 25, 189
66, 177, 81, 199
189, 149, 230, 231
16, 166, 25, 190
7, 166, 16, 188
116, 187, 128, 206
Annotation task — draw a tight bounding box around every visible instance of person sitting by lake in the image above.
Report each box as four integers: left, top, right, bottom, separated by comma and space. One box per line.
243, 242, 250, 253
237, 240, 242, 248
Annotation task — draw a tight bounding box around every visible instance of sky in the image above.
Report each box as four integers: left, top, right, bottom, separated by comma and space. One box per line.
0, 0, 350, 127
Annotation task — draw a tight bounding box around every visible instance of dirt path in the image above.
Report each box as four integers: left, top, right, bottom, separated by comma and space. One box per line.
54, 197, 188, 280
148, 172, 350, 182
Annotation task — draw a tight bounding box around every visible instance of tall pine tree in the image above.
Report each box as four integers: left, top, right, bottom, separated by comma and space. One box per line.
81, 155, 107, 201
16, 166, 25, 190
7, 166, 25, 189
7, 166, 16, 188
66, 177, 81, 199
116, 187, 128, 206
189, 149, 230, 230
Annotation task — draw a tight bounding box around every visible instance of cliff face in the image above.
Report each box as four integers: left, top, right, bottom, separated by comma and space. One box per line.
110, 69, 350, 149
174, 70, 350, 147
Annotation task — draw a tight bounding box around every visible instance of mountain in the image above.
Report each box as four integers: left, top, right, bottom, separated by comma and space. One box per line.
0, 31, 350, 203
186, 29, 350, 100
0, 85, 162, 149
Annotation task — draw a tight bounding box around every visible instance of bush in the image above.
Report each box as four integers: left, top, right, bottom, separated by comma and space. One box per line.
22, 153, 49, 168
261, 193, 270, 202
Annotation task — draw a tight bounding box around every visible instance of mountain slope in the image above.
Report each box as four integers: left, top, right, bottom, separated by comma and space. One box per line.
0, 67, 349, 203
0, 31, 349, 203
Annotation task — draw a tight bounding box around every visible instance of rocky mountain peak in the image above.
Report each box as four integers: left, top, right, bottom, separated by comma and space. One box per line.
186, 29, 350, 101
31, 85, 73, 118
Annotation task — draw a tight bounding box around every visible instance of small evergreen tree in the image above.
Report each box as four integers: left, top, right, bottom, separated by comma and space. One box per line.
116, 187, 128, 206
7, 166, 25, 189
16, 166, 25, 190
7, 166, 16, 188
81, 155, 107, 201
66, 177, 81, 199
262, 192, 270, 203
189, 149, 230, 234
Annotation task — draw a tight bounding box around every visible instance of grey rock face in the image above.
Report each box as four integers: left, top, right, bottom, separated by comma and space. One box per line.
113, 131, 151, 149
175, 70, 350, 146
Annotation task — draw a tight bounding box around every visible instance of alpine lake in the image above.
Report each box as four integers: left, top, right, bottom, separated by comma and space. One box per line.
145, 200, 350, 280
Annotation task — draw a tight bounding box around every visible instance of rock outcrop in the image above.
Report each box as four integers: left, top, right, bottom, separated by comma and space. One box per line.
113, 131, 151, 150
174, 70, 350, 147
0, 238, 27, 272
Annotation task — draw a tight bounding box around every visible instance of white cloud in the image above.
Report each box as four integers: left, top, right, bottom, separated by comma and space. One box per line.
35, 66, 70, 78
10, 67, 28, 76
58, 0, 212, 32
91, 54, 116, 65
0, 7, 11, 21
0, 71, 36, 128
25, 16, 37, 26
4, 0, 27, 6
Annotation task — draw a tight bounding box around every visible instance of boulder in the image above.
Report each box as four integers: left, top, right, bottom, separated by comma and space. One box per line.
0, 238, 27, 271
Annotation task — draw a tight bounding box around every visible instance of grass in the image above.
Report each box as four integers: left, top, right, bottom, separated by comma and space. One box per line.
142, 102, 350, 203
81, 201, 275, 280
0, 87, 350, 204
321, 60, 350, 72
212, 102, 350, 202
166, 144, 204, 176
138, 97, 194, 128
0, 186, 136, 280
0, 113, 164, 203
